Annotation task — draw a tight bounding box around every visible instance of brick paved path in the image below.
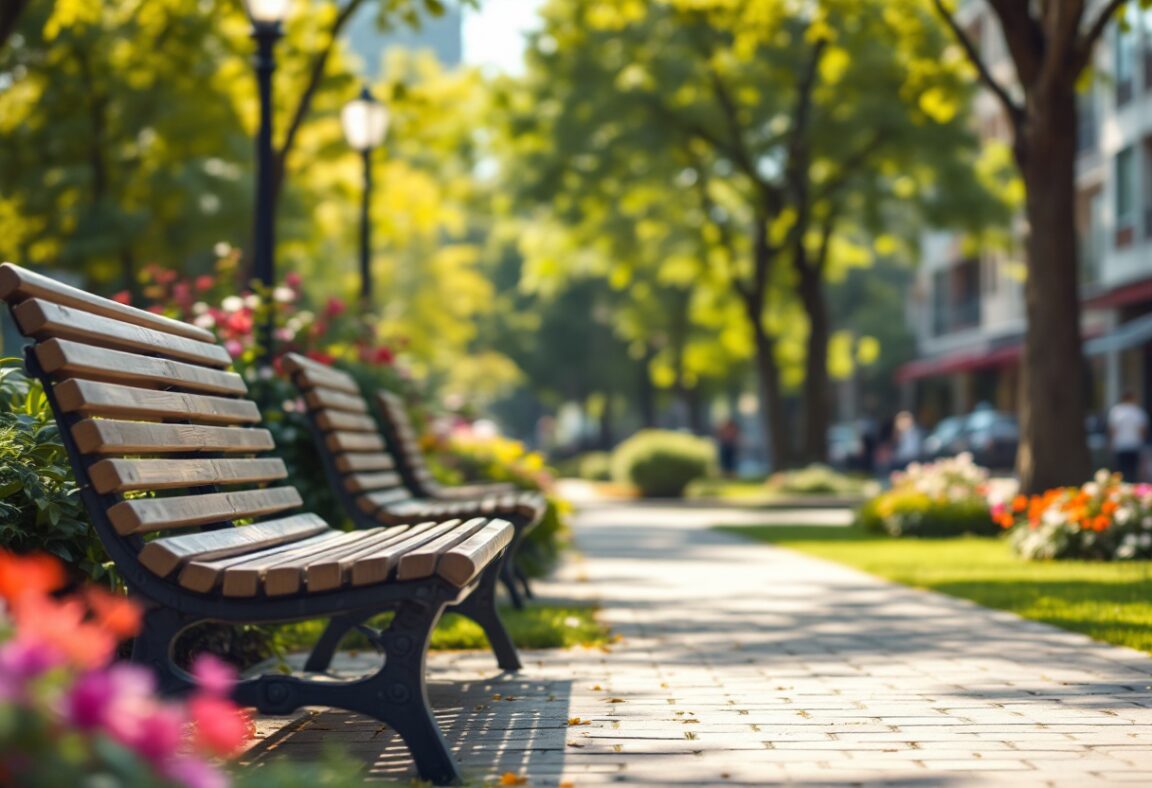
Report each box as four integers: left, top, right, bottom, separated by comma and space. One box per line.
244, 501, 1152, 785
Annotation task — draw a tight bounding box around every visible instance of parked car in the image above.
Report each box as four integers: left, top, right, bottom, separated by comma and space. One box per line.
827, 422, 865, 470
957, 409, 1018, 470
921, 415, 966, 461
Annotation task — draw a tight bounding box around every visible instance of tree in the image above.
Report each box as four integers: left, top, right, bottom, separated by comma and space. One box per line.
500, 0, 997, 467
930, 0, 1131, 492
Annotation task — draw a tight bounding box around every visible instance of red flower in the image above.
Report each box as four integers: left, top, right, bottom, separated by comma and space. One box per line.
111, 291, 132, 305
10, 593, 117, 669
188, 695, 252, 757
306, 350, 336, 365
195, 275, 215, 292
371, 346, 394, 365
325, 296, 347, 318
84, 587, 141, 640
285, 272, 302, 288
0, 552, 67, 603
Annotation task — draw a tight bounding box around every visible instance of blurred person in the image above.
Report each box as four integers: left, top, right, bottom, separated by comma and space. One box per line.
1108, 390, 1148, 482
891, 410, 923, 470
716, 418, 740, 478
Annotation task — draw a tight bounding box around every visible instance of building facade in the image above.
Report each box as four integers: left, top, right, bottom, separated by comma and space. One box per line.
902, 3, 1152, 426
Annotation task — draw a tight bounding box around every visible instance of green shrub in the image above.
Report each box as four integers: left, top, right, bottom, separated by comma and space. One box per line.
769, 464, 866, 496
577, 451, 612, 481
611, 430, 715, 498
854, 488, 997, 538
0, 359, 110, 582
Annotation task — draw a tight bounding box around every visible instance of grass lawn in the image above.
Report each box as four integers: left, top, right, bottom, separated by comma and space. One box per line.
715, 524, 1152, 655
275, 603, 609, 655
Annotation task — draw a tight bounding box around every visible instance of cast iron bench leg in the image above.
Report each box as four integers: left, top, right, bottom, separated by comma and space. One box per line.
304, 612, 373, 673
130, 606, 198, 695
454, 561, 522, 672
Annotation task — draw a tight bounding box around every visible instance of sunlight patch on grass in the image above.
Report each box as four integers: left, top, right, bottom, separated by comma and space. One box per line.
275, 604, 608, 656
715, 524, 1152, 655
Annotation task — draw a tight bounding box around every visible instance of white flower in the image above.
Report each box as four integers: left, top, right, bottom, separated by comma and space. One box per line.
221, 295, 244, 312
214, 241, 232, 257
1095, 468, 1111, 486
244, 294, 261, 309
192, 301, 209, 315
193, 313, 216, 329
273, 286, 294, 303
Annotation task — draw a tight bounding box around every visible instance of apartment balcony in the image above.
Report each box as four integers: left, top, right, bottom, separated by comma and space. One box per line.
932, 299, 982, 338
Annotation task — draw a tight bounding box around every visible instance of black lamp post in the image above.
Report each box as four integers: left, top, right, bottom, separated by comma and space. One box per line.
341, 85, 389, 304
243, 0, 289, 362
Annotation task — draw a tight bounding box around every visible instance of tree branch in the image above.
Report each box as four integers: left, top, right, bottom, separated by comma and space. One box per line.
1038, 0, 1085, 91
931, 0, 1023, 130
813, 130, 888, 205
987, 0, 1046, 85
0, 0, 30, 54
273, 0, 368, 198
1073, 0, 1127, 75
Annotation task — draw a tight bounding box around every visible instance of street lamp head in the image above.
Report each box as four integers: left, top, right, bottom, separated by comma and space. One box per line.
342, 85, 389, 152
243, 0, 290, 27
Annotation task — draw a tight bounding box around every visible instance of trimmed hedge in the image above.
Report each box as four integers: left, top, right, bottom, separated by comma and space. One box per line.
611, 430, 715, 498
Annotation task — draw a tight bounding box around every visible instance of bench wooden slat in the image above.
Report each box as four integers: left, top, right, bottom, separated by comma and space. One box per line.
108, 487, 302, 534
89, 457, 287, 494
55, 379, 261, 424
349, 519, 465, 586
303, 523, 442, 592
316, 410, 377, 433
282, 353, 360, 394
264, 528, 406, 596
36, 338, 246, 395
436, 519, 514, 586
334, 452, 395, 473
0, 262, 215, 343
177, 530, 353, 595
137, 514, 328, 578
395, 517, 489, 581
72, 419, 275, 455
326, 431, 384, 452
14, 298, 231, 367
305, 386, 369, 414
344, 471, 404, 494
358, 487, 412, 513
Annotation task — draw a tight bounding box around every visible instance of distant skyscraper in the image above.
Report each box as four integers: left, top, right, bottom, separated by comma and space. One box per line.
346, 4, 463, 75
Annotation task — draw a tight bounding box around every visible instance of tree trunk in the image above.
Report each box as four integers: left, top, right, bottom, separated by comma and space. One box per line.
598, 393, 614, 449
798, 267, 830, 464
1014, 84, 1091, 492
746, 305, 789, 471
638, 347, 657, 428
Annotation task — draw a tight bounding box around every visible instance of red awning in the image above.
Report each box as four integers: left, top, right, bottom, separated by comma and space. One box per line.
1084, 277, 1152, 309
896, 343, 1021, 383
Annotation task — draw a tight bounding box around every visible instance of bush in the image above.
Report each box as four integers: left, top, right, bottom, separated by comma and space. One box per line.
611, 430, 715, 498
577, 451, 612, 481
768, 464, 867, 496
1000, 470, 1152, 560
428, 433, 570, 578
854, 453, 998, 538
0, 360, 110, 583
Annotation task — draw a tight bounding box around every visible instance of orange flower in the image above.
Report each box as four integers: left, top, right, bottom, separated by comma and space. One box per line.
0, 552, 67, 603
11, 593, 116, 669
85, 587, 142, 639
1012, 495, 1028, 512
1101, 500, 1118, 516
995, 512, 1015, 529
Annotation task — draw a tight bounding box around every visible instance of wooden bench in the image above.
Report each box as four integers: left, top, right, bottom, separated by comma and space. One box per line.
0, 262, 519, 785
282, 353, 546, 610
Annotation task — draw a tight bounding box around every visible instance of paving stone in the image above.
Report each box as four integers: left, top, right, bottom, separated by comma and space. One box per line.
243, 499, 1152, 785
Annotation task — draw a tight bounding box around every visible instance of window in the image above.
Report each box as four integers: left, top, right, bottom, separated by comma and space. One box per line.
1117, 14, 1138, 105
1116, 146, 1137, 247
1077, 88, 1098, 154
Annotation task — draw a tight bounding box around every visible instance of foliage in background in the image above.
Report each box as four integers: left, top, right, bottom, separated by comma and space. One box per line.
611, 430, 715, 498
854, 454, 999, 537
718, 523, 1152, 656
0, 360, 109, 581
1000, 471, 1152, 561
429, 432, 570, 578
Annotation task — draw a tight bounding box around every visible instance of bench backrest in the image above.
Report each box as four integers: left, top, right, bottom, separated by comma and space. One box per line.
282, 353, 414, 522
0, 263, 314, 583
374, 389, 446, 499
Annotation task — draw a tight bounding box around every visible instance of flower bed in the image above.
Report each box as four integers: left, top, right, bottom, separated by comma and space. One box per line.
854, 453, 1000, 538
998, 470, 1152, 560
0, 551, 250, 787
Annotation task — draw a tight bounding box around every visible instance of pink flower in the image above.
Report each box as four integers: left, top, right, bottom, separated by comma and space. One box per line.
325, 296, 347, 318
128, 704, 186, 766
66, 663, 154, 730
285, 272, 302, 288
191, 654, 235, 697
188, 695, 252, 757
0, 638, 63, 701
224, 339, 244, 359
195, 275, 215, 292
164, 757, 229, 788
